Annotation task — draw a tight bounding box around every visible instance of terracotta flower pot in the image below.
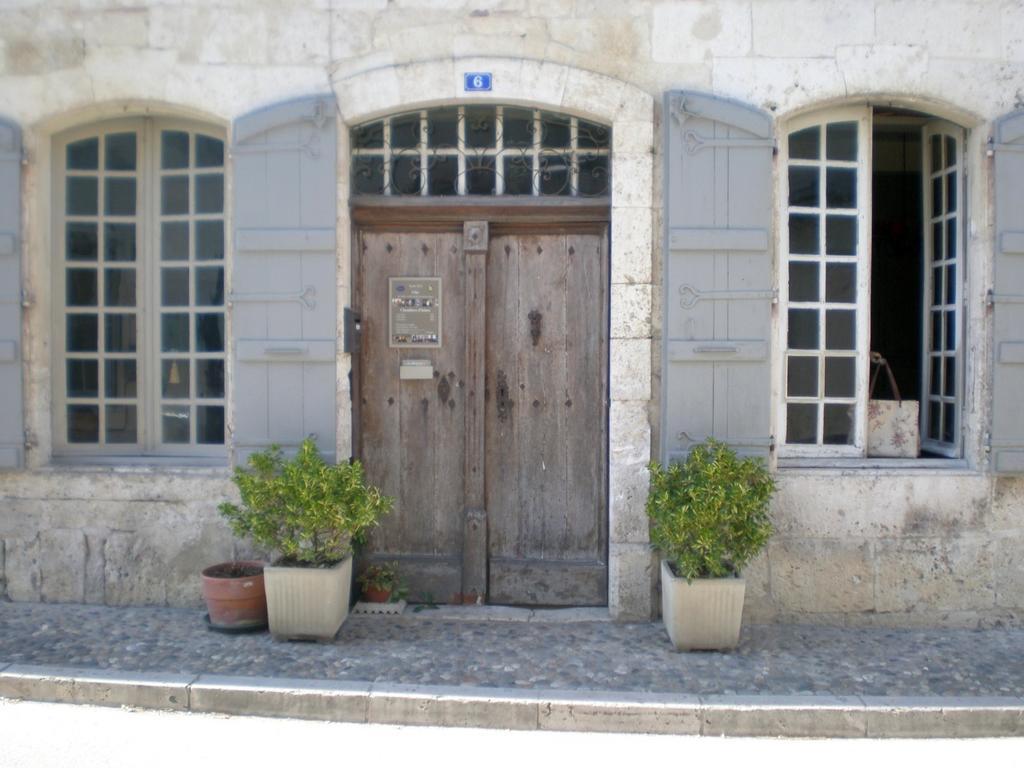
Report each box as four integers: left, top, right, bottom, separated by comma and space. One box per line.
201, 561, 268, 631
362, 585, 392, 603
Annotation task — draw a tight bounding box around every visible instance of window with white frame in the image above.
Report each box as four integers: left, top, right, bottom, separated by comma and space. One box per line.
779, 106, 965, 458
54, 119, 226, 457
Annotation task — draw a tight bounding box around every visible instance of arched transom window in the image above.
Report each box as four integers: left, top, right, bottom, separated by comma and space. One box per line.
351, 105, 610, 198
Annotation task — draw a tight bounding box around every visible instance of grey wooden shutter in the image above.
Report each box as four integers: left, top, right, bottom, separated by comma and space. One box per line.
661, 91, 774, 462
991, 110, 1024, 474
0, 119, 23, 469
231, 95, 338, 463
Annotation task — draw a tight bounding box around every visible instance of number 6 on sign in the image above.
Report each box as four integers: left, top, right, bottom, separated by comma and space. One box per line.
463, 72, 492, 92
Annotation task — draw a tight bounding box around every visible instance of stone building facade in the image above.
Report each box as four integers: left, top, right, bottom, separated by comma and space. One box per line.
0, 0, 1022, 627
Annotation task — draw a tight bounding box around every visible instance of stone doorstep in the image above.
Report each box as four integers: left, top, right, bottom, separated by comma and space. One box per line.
1, 664, 1023, 738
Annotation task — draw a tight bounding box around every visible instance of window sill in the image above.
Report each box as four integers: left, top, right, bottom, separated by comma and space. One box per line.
44, 455, 230, 475
776, 457, 975, 475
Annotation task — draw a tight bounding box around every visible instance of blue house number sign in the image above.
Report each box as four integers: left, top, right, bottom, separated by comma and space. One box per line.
463, 72, 492, 92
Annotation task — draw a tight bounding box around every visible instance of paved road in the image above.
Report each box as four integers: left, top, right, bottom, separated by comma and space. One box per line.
1, 699, 1021, 767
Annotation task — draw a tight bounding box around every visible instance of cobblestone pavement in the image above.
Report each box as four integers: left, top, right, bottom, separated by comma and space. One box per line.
1, 601, 1022, 697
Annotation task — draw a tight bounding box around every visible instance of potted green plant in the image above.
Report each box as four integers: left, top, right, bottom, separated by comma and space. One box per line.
357, 561, 406, 603
646, 439, 774, 651
218, 438, 393, 641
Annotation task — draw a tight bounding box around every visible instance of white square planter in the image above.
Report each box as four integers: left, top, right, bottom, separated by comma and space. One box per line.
660, 560, 745, 651
264, 557, 352, 641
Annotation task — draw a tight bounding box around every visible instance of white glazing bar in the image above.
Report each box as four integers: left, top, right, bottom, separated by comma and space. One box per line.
419, 110, 429, 197
457, 106, 466, 197
494, 106, 505, 196
570, 116, 579, 197
532, 110, 542, 197
382, 119, 392, 196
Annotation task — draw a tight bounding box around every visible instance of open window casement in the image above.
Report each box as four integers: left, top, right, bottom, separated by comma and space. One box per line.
661, 91, 774, 463
0, 118, 23, 469
230, 95, 338, 465
778, 106, 965, 460
991, 110, 1024, 474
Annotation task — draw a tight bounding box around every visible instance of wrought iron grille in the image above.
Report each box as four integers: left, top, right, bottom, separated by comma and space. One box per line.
351, 106, 610, 198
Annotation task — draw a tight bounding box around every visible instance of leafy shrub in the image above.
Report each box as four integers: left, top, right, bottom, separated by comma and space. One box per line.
646, 439, 774, 581
219, 438, 393, 567
357, 561, 401, 592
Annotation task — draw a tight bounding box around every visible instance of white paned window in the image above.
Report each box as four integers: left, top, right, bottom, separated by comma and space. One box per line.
54, 119, 226, 458
778, 107, 965, 459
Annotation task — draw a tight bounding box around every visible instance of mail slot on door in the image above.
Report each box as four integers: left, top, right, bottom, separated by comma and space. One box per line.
399, 359, 434, 380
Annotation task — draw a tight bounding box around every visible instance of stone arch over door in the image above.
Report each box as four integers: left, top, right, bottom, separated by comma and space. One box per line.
331, 58, 655, 619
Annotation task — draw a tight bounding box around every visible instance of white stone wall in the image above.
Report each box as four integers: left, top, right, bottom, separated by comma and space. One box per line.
0, 0, 1022, 624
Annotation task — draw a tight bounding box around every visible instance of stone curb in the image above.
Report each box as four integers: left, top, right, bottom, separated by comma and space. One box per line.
1, 664, 1023, 738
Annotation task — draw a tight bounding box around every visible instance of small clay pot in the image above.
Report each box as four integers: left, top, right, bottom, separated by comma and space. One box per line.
201, 561, 268, 630
362, 586, 392, 603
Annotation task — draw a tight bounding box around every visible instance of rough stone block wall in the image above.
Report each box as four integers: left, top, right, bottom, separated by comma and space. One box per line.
0, 0, 1021, 625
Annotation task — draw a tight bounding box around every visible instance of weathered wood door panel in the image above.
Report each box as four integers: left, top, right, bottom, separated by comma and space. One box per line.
356, 230, 467, 600
485, 231, 608, 606
356, 223, 608, 606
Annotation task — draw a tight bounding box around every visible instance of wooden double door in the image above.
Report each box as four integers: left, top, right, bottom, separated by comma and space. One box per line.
353, 217, 608, 606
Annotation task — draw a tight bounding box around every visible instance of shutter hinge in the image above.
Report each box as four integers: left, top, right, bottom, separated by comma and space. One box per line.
20, 289, 34, 308
986, 137, 995, 158
23, 429, 37, 449
986, 288, 994, 307
20, 147, 29, 166
984, 432, 991, 454
769, 434, 776, 452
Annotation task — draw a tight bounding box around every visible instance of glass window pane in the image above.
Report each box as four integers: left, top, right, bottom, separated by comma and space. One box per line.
503, 156, 533, 195
788, 166, 819, 207
578, 155, 609, 197
825, 168, 856, 208
788, 308, 819, 349
788, 262, 819, 302
787, 356, 818, 397
67, 177, 98, 215
195, 267, 224, 307
787, 403, 817, 444
933, 266, 943, 305
391, 155, 422, 195
161, 131, 189, 169
945, 310, 956, 351
823, 403, 854, 445
105, 360, 137, 398
930, 134, 942, 174
931, 310, 942, 352
67, 315, 98, 352
161, 221, 189, 261
945, 263, 956, 304
162, 268, 189, 306
104, 223, 136, 262
466, 157, 496, 195
942, 402, 956, 443
67, 360, 98, 398
67, 405, 99, 443
104, 133, 136, 171
466, 107, 496, 149
162, 176, 189, 215
105, 178, 136, 216
825, 263, 856, 303
194, 174, 223, 214
825, 215, 856, 256
427, 108, 458, 148
825, 309, 856, 350
946, 218, 956, 263
161, 313, 189, 352
352, 156, 384, 195
195, 135, 224, 168
195, 220, 224, 261
577, 120, 610, 149
932, 176, 942, 218
427, 156, 458, 196
944, 356, 956, 398
66, 269, 97, 306
162, 406, 190, 444
104, 268, 136, 307
932, 221, 942, 262
825, 122, 857, 161
824, 356, 855, 397
540, 113, 570, 147
930, 356, 942, 395
196, 313, 224, 352
196, 359, 225, 398
945, 136, 956, 169
105, 314, 136, 353
197, 405, 225, 444
353, 121, 383, 150
105, 404, 137, 444
789, 214, 819, 254
162, 359, 189, 399
503, 108, 534, 148
788, 126, 819, 160
67, 222, 98, 261
67, 138, 99, 170
946, 172, 956, 213
538, 152, 570, 196
390, 114, 420, 149
929, 398, 941, 440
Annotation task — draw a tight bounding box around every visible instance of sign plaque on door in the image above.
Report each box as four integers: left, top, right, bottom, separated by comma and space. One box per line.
389, 277, 442, 348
